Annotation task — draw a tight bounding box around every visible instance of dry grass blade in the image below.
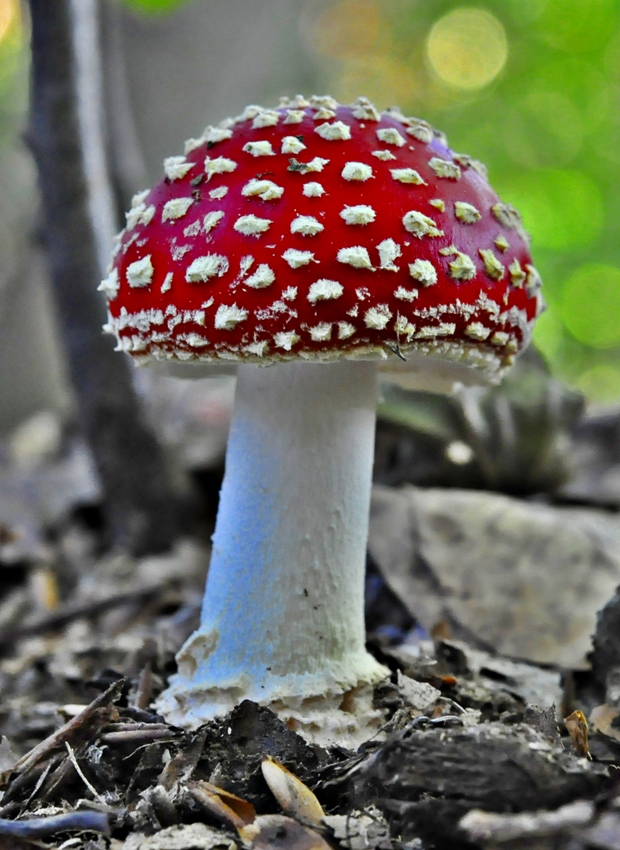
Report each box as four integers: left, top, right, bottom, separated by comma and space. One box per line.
261, 757, 324, 825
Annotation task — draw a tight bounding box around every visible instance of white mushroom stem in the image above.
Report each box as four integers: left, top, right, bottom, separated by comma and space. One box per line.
157, 360, 389, 746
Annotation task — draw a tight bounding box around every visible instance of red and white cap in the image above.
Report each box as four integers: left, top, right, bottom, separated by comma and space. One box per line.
101, 95, 543, 382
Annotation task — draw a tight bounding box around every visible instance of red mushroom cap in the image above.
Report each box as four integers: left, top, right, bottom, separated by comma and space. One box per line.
102, 95, 543, 379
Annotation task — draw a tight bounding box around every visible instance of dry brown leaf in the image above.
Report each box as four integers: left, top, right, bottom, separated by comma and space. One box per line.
565, 710, 590, 758
261, 757, 324, 825
186, 780, 256, 830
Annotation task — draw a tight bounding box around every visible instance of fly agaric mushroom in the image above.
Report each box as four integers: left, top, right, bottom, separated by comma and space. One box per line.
101, 95, 543, 746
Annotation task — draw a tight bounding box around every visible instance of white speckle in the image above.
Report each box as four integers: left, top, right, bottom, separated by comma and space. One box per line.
244, 340, 268, 357
405, 120, 434, 143
205, 157, 237, 179
291, 216, 324, 236
245, 264, 275, 289
243, 141, 275, 157
274, 331, 300, 350
234, 215, 272, 237
126, 203, 155, 230
184, 137, 204, 154
282, 249, 315, 268
284, 110, 305, 124
448, 252, 476, 281
252, 110, 279, 129
409, 259, 437, 286
204, 210, 225, 233
347, 304, 359, 317
126, 256, 154, 288
395, 314, 415, 340
508, 258, 526, 287
490, 331, 510, 346
183, 220, 202, 237
315, 121, 351, 141
364, 304, 392, 330
415, 323, 456, 338
239, 105, 263, 121
394, 286, 418, 301
479, 249, 505, 280
356, 287, 370, 300
429, 199, 445, 212
352, 98, 381, 121
281, 95, 309, 108
186, 254, 229, 282
428, 158, 461, 180
491, 203, 522, 230
180, 332, 210, 348
308, 322, 332, 341
376, 127, 406, 147
313, 107, 336, 120
98, 268, 119, 299
341, 161, 373, 182
282, 287, 298, 301
255, 301, 295, 321
204, 125, 233, 145
454, 201, 482, 224
465, 322, 491, 341
290, 157, 330, 174
310, 95, 338, 110
131, 189, 149, 208
303, 182, 325, 197
377, 239, 401, 271
371, 150, 397, 161
391, 168, 426, 185
242, 179, 284, 201
525, 264, 542, 293
164, 156, 194, 181
162, 197, 194, 222
338, 322, 356, 340
161, 272, 173, 292
215, 304, 248, 330
402, 210, 442, 238
494, 234, 509, 252
239, 255, 254, 276
340, 205, 376, 226
143, 205, 156, 226
439, 245, 458, 256
477, 291, 501, 316
281, 136, 306, 155
307, 279, 344, 303
209, 186, 229, 200
337, 246, 373, 269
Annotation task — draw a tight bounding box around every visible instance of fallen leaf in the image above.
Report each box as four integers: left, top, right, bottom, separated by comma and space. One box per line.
261, 757, 324, 825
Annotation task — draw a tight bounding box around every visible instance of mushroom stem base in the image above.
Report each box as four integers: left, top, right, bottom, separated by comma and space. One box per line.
156, 360, 389, 746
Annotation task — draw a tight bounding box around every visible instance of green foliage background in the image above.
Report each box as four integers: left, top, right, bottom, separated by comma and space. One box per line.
305, 0, 620, 401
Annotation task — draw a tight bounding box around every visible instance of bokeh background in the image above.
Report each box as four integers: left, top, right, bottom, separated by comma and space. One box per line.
0, 0, 619, 432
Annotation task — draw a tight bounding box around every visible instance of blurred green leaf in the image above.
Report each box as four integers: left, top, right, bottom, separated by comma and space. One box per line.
119, 0, 190, 15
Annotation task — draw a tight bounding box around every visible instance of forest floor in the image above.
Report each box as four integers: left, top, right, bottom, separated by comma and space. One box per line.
1, 372, 620, 850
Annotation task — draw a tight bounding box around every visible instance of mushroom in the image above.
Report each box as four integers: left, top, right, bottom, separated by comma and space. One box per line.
101, 95, 543, 746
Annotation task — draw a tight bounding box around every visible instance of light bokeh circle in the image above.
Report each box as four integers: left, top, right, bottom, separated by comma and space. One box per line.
426, 7, 508, 90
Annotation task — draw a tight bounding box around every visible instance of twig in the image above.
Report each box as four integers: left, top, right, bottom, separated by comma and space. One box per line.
0, 811, 109, 838
13, 679, 124, 776
0, 586, 163, 647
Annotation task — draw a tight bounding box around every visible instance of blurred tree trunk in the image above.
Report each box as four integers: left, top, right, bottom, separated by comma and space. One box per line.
27, 0, 183, 555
